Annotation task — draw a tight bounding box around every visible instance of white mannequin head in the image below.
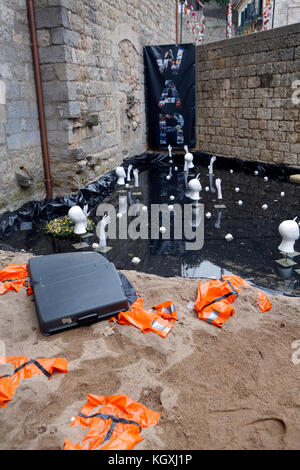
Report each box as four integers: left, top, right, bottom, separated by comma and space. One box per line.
184, 153, 194, 171
278, 218, 299, 254
68, 206, 87, 234
115, 166, 126, 185
184, 145, 194, 170
186, 175, 202, 200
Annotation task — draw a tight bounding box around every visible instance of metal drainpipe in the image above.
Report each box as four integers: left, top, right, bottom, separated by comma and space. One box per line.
176, 0, 179, 43
272, 0, 276, 29
26, 0, 53, 198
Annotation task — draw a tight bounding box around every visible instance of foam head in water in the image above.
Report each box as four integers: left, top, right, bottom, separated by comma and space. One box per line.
278, 218, 300, 254
184, 145, 194, 171
186, 174, 202, 200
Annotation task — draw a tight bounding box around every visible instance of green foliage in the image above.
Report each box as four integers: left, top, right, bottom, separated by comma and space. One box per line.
44, 216, 95, 239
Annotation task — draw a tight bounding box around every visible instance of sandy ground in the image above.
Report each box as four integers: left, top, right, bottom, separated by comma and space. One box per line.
0, 249, 300, 450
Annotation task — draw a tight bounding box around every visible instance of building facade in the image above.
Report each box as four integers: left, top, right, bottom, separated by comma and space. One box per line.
235, 0, 300, 35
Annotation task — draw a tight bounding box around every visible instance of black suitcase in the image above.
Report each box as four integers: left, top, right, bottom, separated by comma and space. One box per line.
28, 252, 129, 336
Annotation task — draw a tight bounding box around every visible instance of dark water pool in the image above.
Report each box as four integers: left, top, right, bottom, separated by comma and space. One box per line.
1, 153, 300, 295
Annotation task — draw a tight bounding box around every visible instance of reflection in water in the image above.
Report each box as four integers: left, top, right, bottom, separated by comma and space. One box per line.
215, 210, 222, 230
209, 174, 216, 193
1, 155, 300, 295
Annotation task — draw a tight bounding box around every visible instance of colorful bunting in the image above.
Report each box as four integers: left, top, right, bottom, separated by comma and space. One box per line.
183, 1, 205, 46
263, 0, 273, 30
226, 1, 233, 39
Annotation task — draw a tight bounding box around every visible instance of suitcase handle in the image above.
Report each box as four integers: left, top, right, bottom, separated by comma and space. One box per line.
78, 313, 98, 325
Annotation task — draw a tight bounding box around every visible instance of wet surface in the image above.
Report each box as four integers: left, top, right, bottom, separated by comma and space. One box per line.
1, 154, 300, 295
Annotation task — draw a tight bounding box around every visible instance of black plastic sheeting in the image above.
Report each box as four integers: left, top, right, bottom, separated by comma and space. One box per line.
0, 151, 299, 297
118, 271, 137, 306
0, 151, 298, 242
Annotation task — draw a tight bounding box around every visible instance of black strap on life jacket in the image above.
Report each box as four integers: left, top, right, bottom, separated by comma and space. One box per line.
78, 411, 142, 446
202, 278, 239, 311
0, 359, 51, 379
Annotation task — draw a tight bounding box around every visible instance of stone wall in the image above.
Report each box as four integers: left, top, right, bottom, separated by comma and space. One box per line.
0, 0, 45, 212
196, 23, 300, 167
0, 0, 176, 211
35, 0, 177, 195
2, 2, 300, 214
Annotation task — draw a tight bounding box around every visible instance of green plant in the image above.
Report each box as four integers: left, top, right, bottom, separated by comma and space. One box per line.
44, 216, 95, 239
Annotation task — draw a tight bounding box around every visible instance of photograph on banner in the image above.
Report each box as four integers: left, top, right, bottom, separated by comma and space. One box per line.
144, 43, 195, 149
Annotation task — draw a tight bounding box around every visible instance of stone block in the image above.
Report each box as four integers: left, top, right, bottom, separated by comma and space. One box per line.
7, 101, 30, 119
51, 28, 80, 48
37, 29, 51, 48
71, 147, 86, 160
15, 169, 33, 188
86, 113, 99, 127
42, 81, 69, 102
39, 45, 67, 64
35, 7, 69, 29
57, 101, 81, 118
257, 108, 271, 120
7, 131, 40, 150
291, 143, 300, 153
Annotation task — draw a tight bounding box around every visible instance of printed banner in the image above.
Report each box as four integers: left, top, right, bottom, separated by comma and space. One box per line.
144, 43, 196, 149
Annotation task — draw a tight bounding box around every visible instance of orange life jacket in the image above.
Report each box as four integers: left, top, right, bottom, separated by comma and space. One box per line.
152, 300, 177, 322
114, 297, 176, 338
194, 274, 271, 328
0, 356, 68, 408
0, 264, 32, 295
64, 393, 160, 450
0, 264, 28, 281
